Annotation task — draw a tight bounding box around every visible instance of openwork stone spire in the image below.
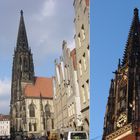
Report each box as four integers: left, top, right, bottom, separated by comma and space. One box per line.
103, 8, 140, 140
16, 10, 29, 49
122, 8, 140, 66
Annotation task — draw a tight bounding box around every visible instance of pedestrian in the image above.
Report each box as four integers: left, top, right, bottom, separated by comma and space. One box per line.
15, 134, 23, 140
39, 135, 46, 140
5, 136, 8, 140
34, 136, 39, 140
60, 133, 63, 140
31, 134, 35, 140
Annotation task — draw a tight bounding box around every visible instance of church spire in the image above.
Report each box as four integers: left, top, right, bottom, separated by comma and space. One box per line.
16, 10, 29, 49
103, 8, 140, 140
122, 8, 140, 66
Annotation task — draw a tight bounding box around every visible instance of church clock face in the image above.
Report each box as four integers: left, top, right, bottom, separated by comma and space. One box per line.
116, 113, 127, 128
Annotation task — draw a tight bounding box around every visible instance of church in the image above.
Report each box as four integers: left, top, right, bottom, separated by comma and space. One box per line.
103, 8, 140, 140
10, 10, 54, 137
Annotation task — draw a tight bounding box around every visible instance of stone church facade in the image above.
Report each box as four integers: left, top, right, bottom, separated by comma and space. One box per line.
10, 10, 54, 137
103, 8, 140, 140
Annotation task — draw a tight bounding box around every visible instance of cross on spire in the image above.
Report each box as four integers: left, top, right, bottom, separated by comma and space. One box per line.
16, 10, 29, 50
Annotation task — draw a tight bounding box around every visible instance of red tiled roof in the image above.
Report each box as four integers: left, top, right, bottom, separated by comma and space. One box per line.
24, 77, 53, 98
0, 115, 10, 121
70, 48, 77, 70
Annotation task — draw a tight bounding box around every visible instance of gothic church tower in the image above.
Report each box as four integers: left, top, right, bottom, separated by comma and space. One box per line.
103, 8, 140, 140
10, 10, 34, 134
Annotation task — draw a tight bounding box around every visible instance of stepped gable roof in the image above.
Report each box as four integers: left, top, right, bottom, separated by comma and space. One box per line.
24, 77, 53, 98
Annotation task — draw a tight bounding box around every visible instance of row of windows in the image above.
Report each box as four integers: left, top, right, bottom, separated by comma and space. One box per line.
29, 103, 51, 117
0, 126, 9, 129
0, 130, 9, 135
79, 0, 88, 15
74, 4, 88, 30
0, 121, 9, 124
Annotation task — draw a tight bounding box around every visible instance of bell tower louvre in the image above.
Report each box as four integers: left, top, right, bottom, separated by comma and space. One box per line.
10, 10, 34, 133
103, 8, 140, 140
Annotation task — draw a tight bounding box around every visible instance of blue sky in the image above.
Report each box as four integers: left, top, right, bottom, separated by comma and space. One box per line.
91, 0, 140, 140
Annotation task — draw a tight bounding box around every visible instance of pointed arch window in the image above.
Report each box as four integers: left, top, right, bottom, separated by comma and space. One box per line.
43, 117, 46, 130
33, 123, 37, 131
45, 104, 51, 117
29, 103, 35, 117
20, 57, 22, 71
24, 58, 28, 72
29, 122, 32, 131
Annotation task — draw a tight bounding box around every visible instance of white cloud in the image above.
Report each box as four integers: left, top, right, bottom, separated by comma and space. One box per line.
27, 0, 74, 66
0, 78, 10, 114
0, 100, 10, 114
0, 78, 11, 96
0, 100, 10, 108
41, 0, 56, 17
34, 0, 56, 21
